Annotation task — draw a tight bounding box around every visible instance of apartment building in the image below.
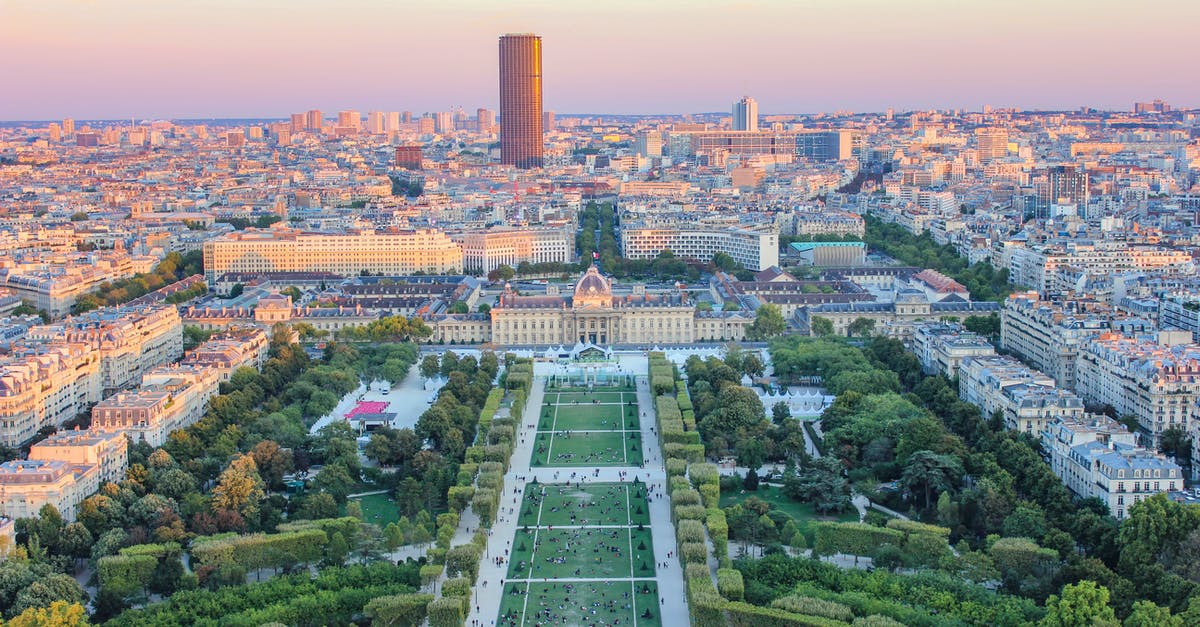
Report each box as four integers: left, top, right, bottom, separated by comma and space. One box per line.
619, 225, 778, 271
959, 355, 1084, 435
91, 367, 220, 448
455, 227, 572, 273
1008, 242, 1192, 295
911, 322, 997, 379
1000, 292, 1111, 390
1075, 333, 1200, 446
26, 305, 183, 394
1042, 416, 1182, 519
203, 228, 465, 282
0, 460, 99, 521
0, 343, 102, 447
28, 429, 128, 484
180, 326, 270, 380
1159, 293, 1200, 341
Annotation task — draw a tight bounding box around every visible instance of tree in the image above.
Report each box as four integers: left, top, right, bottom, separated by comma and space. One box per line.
736, 438, 766, 476
5, 601, 90, 627
964, 314, 1001, 339
847, 317, 876, 338
771, 401, 791, 425
419, 355, 441, 382
712, 252, 739, 272
250, 440, 294, 490
748, 304, 786, 340
1123, 600, 1182, 627
9, 574, 86, 617
900, 450, 962, 510
810, 316, 834, 337
1159, 427, 1192, 468
325, 532, 350, 567
1041, 581, 1118, 627
211, 454, 266, 521
300, 492, 338, 520
782, 457, 851, 514
742, 353, 765, 379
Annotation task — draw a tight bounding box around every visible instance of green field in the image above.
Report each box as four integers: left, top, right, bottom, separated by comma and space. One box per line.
345, 492, 399, 526
549, 391, 636, 405
498, 580, 662, 627
533, 431, 642, 467
519, 483, 651, 527
719, 484, 859, 536
507, 527, 656, 579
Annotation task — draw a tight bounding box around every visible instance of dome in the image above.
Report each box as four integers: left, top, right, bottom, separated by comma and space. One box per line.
572, 265, 613, 308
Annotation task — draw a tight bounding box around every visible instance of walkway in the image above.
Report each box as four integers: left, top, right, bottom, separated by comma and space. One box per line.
467, 374, 689, 626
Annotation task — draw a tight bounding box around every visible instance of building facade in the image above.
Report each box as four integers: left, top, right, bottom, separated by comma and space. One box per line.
203, 228, 464, 282
619, 225, 778, 271
1042, 416, 1182, 519
499, 33, 543, 169
455, 227, 572, 273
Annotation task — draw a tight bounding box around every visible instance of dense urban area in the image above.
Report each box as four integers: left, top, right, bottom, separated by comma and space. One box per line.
2, 32, 1200, 625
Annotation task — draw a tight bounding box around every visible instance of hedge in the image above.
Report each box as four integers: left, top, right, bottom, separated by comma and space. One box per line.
442, 577, 472, 601
771, 595, 855, 622
675, 504, 708, 522
667, 458, 688, 477
699, 483, 721, 508
672, 488, 703, 507
98, 553, 158, 597
689, 463, 720, 487
718, 568, 745, 601
427, 596, 466, 627
681, 541, 709, 565
677, 519, 707, 544
445, 545, 482, 582
447, 486, 476, 512
191, 528, 327, 571
812, 522, 904, 558
885, 519, 950, 538
364, 592, 435, 627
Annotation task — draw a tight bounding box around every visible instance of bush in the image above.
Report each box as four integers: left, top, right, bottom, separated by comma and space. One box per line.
681, 541, 709, 565
673, 488, 703, 507
771, 595, 855, 621
717, 568, 745, 601
677, 519, 707, 544
667, 458, 688, 477
689, 463, 720, 487
427, 596, 465, 627
364, 593, 435, 627
675, 505, 708, 522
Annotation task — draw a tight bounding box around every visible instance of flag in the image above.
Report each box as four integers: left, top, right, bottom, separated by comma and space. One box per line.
592, 251, 599, 260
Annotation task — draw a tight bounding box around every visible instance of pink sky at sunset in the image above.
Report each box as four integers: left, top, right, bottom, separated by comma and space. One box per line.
1, 0, 1196, 120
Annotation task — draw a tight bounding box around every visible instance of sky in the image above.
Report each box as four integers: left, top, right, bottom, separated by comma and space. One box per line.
2, 0, 1198, 120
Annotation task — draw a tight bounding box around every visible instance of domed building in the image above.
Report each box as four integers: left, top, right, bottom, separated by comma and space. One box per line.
473, 265, 752, 346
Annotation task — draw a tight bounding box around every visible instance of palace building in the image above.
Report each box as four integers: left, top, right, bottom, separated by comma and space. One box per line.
426, 265, 752, 345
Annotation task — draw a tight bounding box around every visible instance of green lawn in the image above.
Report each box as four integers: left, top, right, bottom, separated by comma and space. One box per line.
550, 391, 635, 404
498, 580, 661, 627
719, 484, 858, 534
532, 431, 643, 467
546, 383, 636, 393
345, 492, 399, 526
507, 527, 655, 580
519, 483, 651, 527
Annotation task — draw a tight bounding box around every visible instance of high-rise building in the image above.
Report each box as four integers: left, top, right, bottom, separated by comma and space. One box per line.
395, 145, 423, 169
337, 110, 360, 129
434, 111, 454, 133
1134, 99, 1171, 114
61, 118, 74, 136
384, 111, 401, 132
305, 110, 323, 132
366, 111, 385, 134
402, 111, 413, 124
477, 108, 496, 133
635, 131, 662, 157
975, 127, 1009, 162
417, 115, 435, 135
290, 113, 307, 131
499, 33, 544, 168
1037, 165, 1089, 217
732, 96, 758, 132
543, 110, 555, 131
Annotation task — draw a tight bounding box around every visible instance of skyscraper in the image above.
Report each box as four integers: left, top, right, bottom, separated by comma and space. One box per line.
732, 96, 758, 132
477, 108, 495, 133
499, 33, 543, 169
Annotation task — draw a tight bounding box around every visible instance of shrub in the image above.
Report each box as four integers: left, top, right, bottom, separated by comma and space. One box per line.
717, 568, 745, 601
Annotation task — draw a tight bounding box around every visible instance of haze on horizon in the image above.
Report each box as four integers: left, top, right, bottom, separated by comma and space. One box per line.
2, 0, 1197, 121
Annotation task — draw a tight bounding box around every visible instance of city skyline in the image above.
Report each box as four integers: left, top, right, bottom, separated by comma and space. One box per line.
3, 0, 1199, 120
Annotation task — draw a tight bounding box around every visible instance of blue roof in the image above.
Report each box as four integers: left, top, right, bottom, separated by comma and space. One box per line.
790, 241, 867, 252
